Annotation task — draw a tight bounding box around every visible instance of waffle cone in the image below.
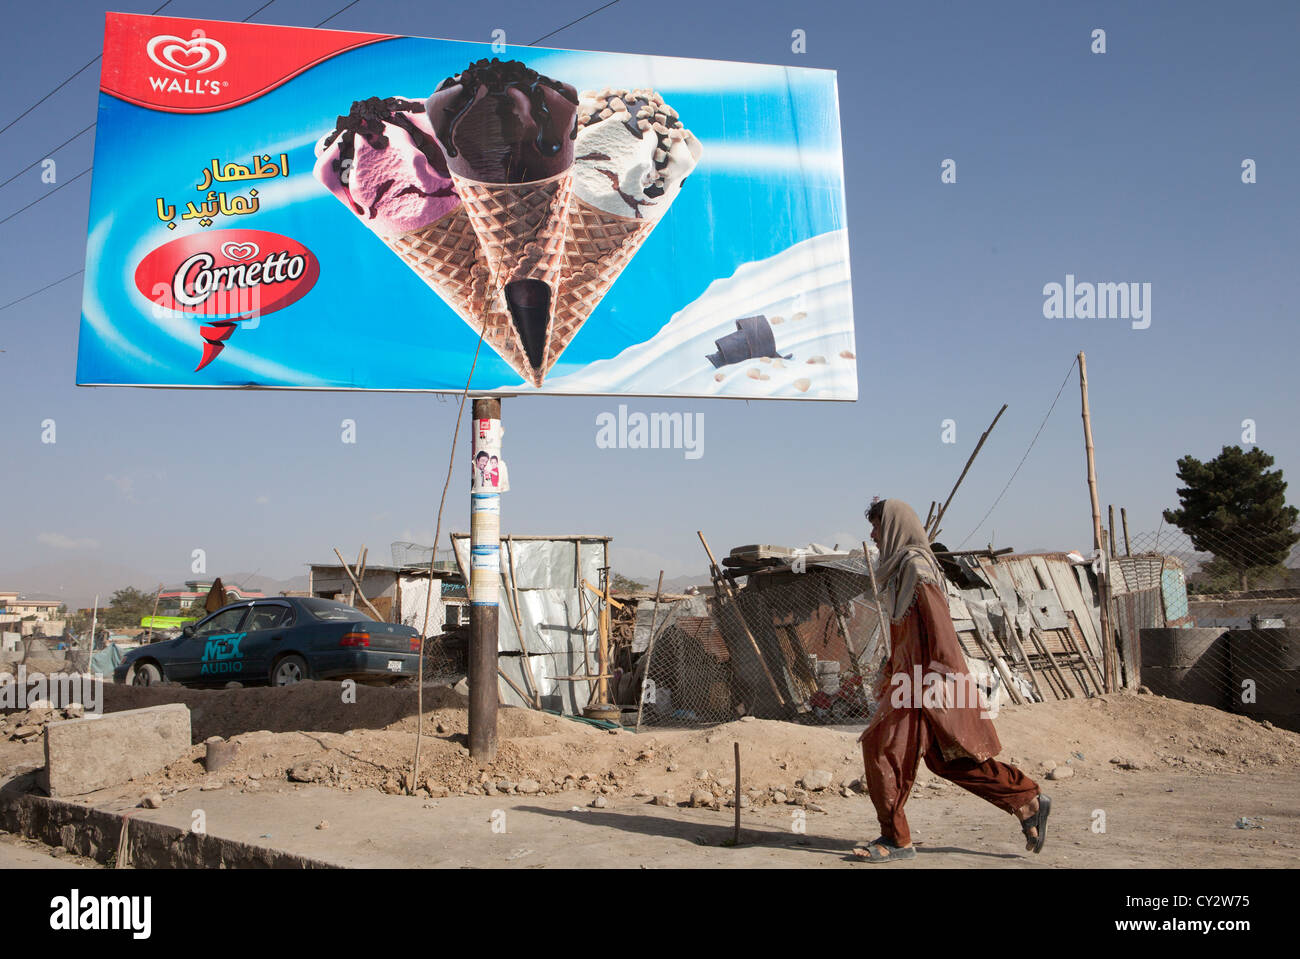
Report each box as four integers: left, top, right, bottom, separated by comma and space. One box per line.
543, 198, 657, 379
452, 170, 574, 383
381, 205, 536, 383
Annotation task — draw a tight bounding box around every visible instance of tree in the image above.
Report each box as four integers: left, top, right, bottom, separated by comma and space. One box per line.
1163, 445, 1300, 590
103, 586, 157, 629
611, 572, 646, 592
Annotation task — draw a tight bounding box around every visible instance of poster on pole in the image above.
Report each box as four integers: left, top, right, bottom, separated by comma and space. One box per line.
77, 12, 855, 399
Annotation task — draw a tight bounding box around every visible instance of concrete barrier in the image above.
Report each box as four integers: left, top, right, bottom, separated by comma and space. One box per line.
41, 703, 191, 797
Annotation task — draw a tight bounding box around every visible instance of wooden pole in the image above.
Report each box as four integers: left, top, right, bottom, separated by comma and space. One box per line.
505, 537, 542, 708
1028, 627, 1073, 699
1121, 507, 1132, 557
970, 617, 1025, 705
1107, 506, 1117, 559
733, 741, 742, 845
1078, 352, 1115, 692
697, 531, 786, 706
332, 548, 384, 620
468, 396, 502, 761
148, 584, 162, 642
929, 404, 1008, 540
862, 541, 891, 666
634, 571, 665, 733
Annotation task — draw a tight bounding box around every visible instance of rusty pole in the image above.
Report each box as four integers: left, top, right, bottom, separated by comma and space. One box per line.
468, 397, 501, 761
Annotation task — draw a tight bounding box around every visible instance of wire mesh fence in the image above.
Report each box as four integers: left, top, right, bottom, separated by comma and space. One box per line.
635, 554, 890, 728
630, 522, 1300, 733
1120, 520, 1300, 731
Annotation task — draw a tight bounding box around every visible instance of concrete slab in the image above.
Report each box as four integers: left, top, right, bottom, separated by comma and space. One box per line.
42, 704, 191, 797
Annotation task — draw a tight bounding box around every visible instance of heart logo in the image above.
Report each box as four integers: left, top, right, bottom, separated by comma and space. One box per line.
146, 34, 228, 75
221, 242, 259, 261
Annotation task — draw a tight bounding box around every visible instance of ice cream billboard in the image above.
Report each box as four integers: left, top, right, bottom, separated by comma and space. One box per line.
78, 12, 856, 399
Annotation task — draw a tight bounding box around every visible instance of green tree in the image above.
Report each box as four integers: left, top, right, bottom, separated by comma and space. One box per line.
1163, 445, 1300, 591
103, 586, 157, 629
611, 572, 646, 592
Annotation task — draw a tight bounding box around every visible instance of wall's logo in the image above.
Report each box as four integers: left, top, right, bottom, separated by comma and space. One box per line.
146, 34, 227, 74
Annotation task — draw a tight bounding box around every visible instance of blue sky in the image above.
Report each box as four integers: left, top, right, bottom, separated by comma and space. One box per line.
2, 0, 1298, 604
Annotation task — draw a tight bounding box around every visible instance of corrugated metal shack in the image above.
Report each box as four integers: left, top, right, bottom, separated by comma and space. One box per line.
451, 534, 611, 716
637, 542, 1194, 725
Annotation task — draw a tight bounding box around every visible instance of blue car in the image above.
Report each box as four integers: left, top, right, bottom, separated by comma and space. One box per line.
114, 597, 421, 687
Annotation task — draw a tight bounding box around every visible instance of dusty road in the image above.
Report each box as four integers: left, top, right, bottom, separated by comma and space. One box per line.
86, 764, 1297, 869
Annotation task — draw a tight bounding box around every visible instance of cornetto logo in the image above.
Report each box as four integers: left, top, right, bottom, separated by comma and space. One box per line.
135, 229, 318, 369
145, 33, 227, 96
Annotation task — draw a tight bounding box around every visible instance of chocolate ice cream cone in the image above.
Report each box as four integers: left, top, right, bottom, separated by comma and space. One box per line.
451, 168, 574, 381
382, 205, 537, 383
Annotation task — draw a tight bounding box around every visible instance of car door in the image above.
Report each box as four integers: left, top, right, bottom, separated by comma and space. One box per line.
174, 605, 251, 684
239, 602, 294, 682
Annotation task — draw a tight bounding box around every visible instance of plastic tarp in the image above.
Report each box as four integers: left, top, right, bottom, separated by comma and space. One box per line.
89, 643, 123, 676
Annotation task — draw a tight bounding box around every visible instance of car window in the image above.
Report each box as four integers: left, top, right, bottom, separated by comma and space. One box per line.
193, 606, 249, 637
246, 605, 292, 631
302, 598, 372, 622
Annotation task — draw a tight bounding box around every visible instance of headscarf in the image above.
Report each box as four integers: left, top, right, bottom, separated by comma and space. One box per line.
872, 499, 945, 622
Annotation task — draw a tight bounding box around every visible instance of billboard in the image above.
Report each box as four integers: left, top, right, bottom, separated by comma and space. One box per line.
78, 13, 855, 399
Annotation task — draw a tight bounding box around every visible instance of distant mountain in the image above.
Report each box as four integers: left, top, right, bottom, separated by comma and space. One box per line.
0, 561, 307, 612
223, 571, 311, 596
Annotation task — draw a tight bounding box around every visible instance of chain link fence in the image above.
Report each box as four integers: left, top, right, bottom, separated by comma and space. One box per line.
634, 554, 889, 728
628, 523, 1300, 733
1121, 520, 1300, 731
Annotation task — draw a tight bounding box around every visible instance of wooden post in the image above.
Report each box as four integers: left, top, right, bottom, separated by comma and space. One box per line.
332, 548, 384, 620
468, 396, 502, 761
733, 741, 742, 845
1078, 352, 1115, 692
505, 536, 542, 708
1121, 507, 1132, 557
634, 571, 665, 733
698, 531, 786, 706
929, 403, 1008, 540
148, 584, 162, 643
862, 541, 891, 666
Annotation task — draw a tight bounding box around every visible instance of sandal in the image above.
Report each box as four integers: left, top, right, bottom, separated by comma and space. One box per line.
1020, 794, 1051, 854
852, 836, 917, 863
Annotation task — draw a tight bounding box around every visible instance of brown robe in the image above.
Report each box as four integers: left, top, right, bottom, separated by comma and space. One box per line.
860, 581, 1038, 847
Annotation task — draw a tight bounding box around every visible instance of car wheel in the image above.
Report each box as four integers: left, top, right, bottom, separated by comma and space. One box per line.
133, 663, 163, 687
271, 655, 308, 687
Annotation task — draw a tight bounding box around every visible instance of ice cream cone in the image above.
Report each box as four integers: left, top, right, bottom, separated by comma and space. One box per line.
382, 205, 539, 383
451, 169, 574, 382
544, 198, 658, 379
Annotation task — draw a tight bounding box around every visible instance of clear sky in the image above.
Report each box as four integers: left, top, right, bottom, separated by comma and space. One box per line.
2, 0, 1298, 604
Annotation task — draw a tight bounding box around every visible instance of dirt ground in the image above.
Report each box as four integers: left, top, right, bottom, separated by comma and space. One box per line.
3, 682, 1298, 866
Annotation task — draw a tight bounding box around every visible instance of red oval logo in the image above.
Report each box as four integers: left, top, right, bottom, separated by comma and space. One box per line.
134, 229, 319, 370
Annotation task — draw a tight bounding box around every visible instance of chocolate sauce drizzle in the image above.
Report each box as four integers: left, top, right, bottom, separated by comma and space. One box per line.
434, 58, 578, 174
323, 96, 450, 210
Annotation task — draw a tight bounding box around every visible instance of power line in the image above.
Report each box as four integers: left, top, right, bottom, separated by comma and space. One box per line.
0, 166, 91, 227
0, 122, 95, 191
956, 356, 1080, 548
0, 1, 175, 140
316, 0, 364, 27
0, 3, 279, 192
0, 268, 84, 312
531, 0, 621, 45
0, 0, 625, 307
